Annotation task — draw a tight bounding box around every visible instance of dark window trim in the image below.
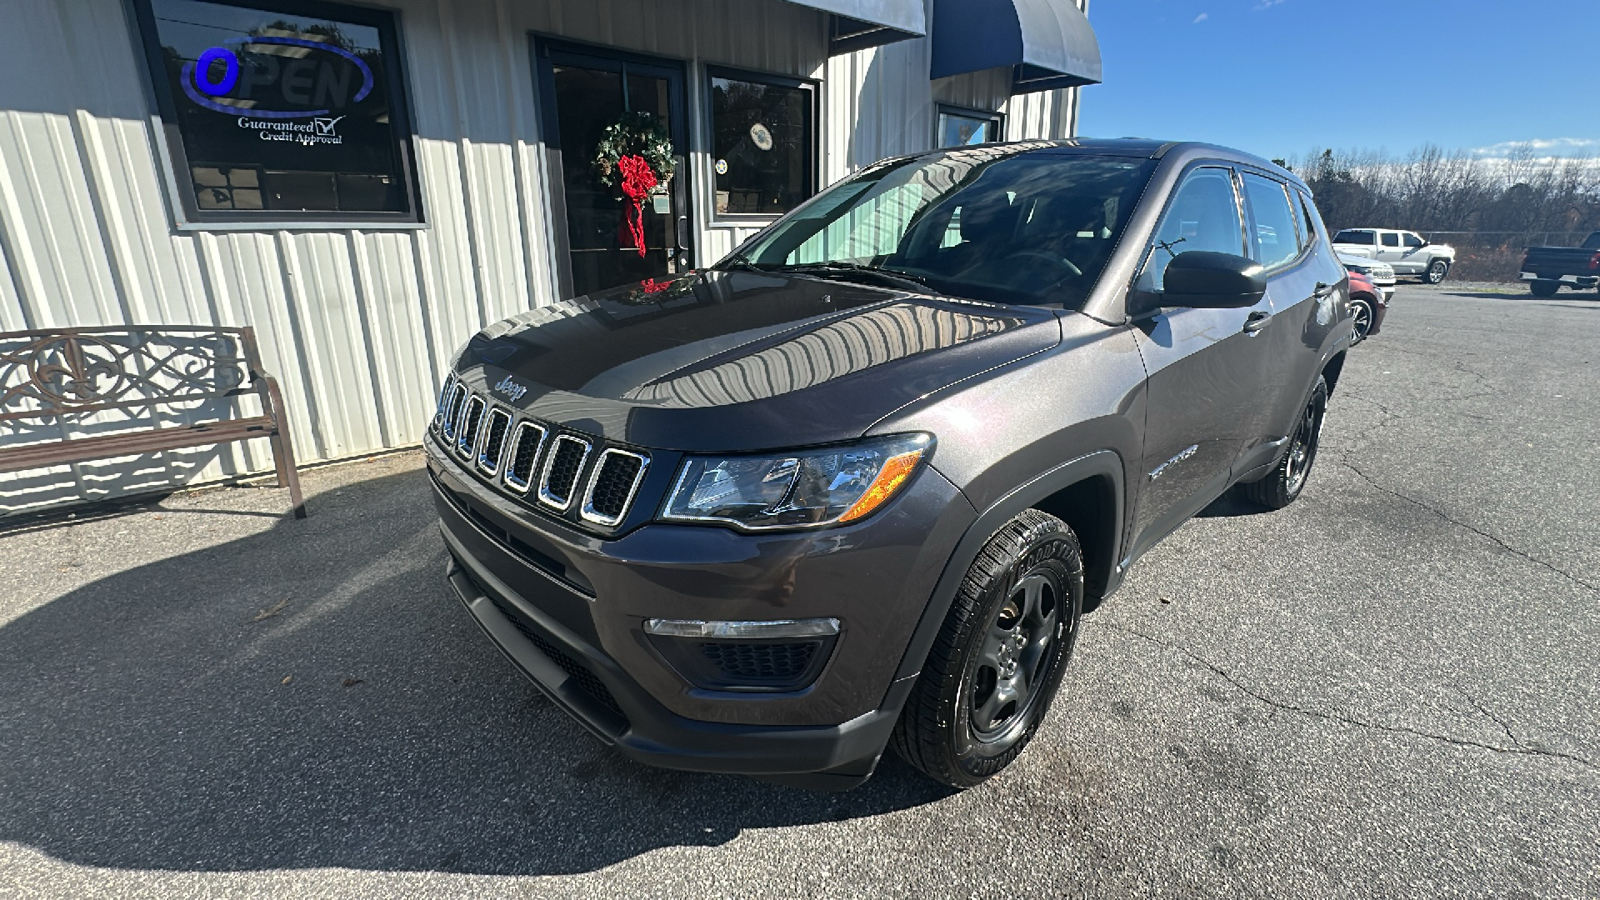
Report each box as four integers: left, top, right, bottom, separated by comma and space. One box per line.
1238, 169, 1310, 275
1131, 161, 1248, 292
934, 103, 1006, 148
704, 65, 819, 225
128, 0, 424, 228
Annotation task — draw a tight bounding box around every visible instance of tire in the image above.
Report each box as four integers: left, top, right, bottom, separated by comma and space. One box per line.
1424, 259, 1450, 284
890, 509, 1084, 789
1530, 280, 1559, 298
1349, 298, 1374, 345
1241, 375, 1328, 510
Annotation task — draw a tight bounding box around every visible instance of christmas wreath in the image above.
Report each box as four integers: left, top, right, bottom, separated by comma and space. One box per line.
593, 111, 675, 257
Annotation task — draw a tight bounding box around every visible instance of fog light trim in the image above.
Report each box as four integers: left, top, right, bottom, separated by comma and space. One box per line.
643, 617, 840, 640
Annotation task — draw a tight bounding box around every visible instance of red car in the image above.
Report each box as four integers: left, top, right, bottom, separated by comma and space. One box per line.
1347, 268, 1385, 344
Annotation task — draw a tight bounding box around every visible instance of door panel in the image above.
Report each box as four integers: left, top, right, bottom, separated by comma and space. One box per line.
1128, 166, 1272, 558
537, 43, 691, 299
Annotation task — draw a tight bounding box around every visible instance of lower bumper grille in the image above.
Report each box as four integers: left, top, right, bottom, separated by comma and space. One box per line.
486, 592, 624, 719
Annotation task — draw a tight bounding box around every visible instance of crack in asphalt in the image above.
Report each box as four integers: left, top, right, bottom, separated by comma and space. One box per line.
1458, 691, 1526, 751
1092, 620, 1600, 773
1338, 458, 1600, 596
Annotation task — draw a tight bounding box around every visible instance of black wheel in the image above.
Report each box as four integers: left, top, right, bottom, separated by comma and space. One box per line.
1241, 375, 1328, 510
1350, 298, 1374, 344
890, 509, 1084, 788
1530, 280, 1559, 298
1424, 259, 1450, 285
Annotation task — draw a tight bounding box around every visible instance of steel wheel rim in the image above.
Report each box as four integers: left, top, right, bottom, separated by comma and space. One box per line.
1285, 392, 1324, 495
970, 571, 1061, 743
1429, 262, 1446, 283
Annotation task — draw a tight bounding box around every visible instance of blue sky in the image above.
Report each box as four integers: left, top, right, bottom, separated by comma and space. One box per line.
1077, 0, 1600, 162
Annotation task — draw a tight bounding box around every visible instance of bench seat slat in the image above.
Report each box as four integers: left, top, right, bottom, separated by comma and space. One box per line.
0, 417, 277, 473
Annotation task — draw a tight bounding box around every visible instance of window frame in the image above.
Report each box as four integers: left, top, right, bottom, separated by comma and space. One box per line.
1238, 169, 1310, 274
934, 104, 1006, 149
1132, 162, 1249, 294
129, 0, 424, 229
703, 64, 819, 225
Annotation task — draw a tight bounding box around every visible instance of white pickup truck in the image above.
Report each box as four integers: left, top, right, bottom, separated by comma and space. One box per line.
1331, 228, 1455, 284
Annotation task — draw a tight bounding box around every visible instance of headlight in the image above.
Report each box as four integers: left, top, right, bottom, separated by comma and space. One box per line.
661, 434, 933, 531
1347, 264, 1373, 276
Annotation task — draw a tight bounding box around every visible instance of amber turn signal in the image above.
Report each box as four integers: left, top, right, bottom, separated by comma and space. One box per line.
839, 447, 927, 523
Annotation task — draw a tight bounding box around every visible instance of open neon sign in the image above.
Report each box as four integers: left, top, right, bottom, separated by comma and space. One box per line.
180, 36, 375, 119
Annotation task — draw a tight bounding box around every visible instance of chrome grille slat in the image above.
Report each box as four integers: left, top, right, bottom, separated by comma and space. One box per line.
456, 394, 486, 460
476, 407, 513, 476
501, 421, 548, 494
580, 448, 650, 527
537, 434, 592, 511
432, 374, 456, 434
442, 383, 468, 442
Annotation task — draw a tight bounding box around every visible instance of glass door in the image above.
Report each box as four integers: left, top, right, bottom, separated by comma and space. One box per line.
535, 42, 692, 298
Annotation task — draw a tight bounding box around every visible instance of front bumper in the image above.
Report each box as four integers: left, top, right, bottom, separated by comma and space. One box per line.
1521, 272, 1599, 289
426, 431, 974, 781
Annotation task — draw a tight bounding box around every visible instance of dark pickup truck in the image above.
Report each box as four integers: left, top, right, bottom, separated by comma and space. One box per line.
428, 139, 1352, 790
1522, 231, 1600, 296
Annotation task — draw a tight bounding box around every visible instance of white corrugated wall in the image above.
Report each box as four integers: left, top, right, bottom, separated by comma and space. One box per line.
0, 0, 1084, 514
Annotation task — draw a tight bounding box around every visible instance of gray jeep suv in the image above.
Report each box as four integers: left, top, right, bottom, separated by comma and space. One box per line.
426, 139, 1351, 790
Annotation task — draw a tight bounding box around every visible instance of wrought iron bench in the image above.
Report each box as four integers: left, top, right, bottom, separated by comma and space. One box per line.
0, 326, 305, 518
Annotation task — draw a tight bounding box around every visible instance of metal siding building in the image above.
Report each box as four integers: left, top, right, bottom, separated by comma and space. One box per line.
0, 0, 1092, 513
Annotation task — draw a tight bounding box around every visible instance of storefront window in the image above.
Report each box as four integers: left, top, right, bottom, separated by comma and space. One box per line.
937, 108, 1004, 148
708, 70, 815, 218
132, 0, 420, 224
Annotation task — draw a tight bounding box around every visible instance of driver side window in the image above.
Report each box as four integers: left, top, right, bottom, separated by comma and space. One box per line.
1403, 233, 1425, 248
1139, 167, 1244, 291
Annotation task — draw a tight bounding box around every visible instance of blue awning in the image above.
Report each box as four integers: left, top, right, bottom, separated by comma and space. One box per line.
929, 0, 1102, 94
783, 0, 927, 54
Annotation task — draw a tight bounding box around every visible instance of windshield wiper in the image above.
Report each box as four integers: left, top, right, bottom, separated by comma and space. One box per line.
717, 252, 762, 273
775, 262, 933, 294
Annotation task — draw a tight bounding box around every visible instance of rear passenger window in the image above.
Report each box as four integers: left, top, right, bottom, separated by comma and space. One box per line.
1296, 192, 1318, 252
1381, 232, 1400, 247
1140, 167, 1243, 291
1242, 173, 1299, 269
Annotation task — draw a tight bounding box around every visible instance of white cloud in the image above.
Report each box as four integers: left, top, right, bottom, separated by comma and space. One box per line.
1193, 12, 1209, 23
1470, 137, 1600, 159
1253, 0, 1286, 8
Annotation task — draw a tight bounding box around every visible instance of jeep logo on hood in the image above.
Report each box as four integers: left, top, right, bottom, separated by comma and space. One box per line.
493, 375, 529, 403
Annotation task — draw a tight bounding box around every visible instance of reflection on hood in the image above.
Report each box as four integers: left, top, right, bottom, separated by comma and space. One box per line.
620, 301, 1024, 408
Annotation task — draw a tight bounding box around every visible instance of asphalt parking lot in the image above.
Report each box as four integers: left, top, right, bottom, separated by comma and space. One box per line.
1, 283, 1596, 899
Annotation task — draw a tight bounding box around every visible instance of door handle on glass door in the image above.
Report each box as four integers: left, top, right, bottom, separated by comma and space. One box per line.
677, 215, 690, 251
1243, 310, 1272, 334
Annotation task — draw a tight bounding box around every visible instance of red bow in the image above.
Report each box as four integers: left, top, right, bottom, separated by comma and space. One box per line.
617, 154, 658, 258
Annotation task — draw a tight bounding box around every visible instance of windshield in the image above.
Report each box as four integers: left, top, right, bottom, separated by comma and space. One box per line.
723, 149, 1158, 307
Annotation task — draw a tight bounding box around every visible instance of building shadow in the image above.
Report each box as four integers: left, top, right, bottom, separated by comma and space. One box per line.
0, 466, 949, 877
1440, 288, 1600, 304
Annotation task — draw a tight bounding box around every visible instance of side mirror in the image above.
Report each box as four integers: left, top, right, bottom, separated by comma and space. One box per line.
1161, 251, 1267, 309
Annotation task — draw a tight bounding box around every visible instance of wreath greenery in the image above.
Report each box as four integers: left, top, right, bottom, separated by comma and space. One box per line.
593, 111, 675, 191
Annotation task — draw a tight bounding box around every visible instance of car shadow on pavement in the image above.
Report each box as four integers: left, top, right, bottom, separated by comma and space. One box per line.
0, 467, 951, 877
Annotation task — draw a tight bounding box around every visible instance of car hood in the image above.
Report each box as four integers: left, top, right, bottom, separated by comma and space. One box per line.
453, 269, 1061, 452
1337, 253, 1392, 272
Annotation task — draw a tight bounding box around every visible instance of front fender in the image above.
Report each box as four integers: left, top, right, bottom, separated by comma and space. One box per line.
882, 449, 1126, 694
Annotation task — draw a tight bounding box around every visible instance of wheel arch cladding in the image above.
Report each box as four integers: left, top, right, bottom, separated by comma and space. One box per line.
1031, 473, 1119, 606
888, 450, 1124, 688
1322, 351, 1347, 396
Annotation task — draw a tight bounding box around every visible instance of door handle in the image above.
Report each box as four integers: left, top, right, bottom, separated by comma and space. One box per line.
676, 215, 690, 251
1242, 310, 1272, 334
1313, 281, 1336, 299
